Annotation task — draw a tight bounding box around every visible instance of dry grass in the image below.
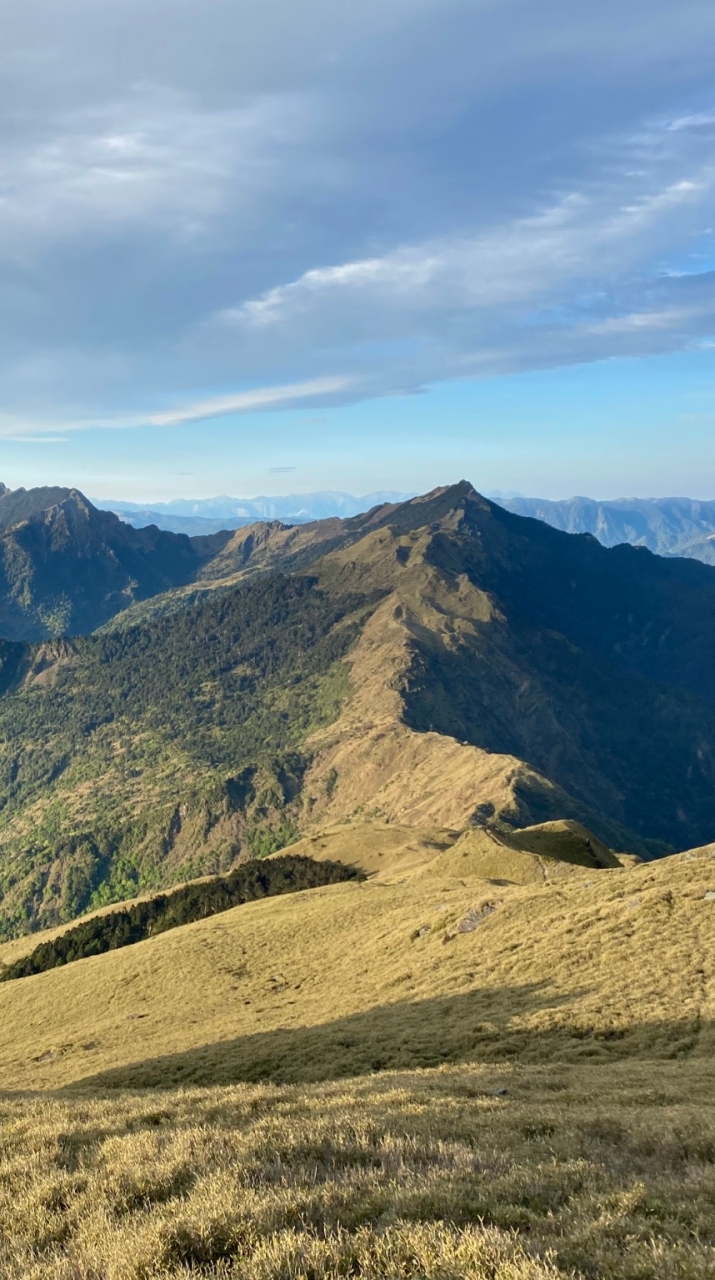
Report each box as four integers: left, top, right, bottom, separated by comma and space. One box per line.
0, 816, 629, 970
2, 830, 715, 1276
2, 1060, 715, 1278
1, 834, 714, 1092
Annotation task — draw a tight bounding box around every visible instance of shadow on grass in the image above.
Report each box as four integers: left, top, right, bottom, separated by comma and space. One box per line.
64, 984, 709, 1092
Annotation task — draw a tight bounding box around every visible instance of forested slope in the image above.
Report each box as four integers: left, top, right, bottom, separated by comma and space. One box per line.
0, 575, 377, 937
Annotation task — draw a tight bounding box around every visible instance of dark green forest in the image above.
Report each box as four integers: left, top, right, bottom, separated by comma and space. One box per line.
0, 855, 363, 981
0, 574, 366, 808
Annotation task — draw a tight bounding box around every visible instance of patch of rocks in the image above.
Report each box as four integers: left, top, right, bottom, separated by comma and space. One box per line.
443, 901, 498, 943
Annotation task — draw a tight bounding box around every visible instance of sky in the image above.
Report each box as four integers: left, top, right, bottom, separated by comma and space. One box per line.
2, 0, 715, 500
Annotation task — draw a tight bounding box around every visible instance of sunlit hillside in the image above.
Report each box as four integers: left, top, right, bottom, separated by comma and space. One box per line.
1, 829, 715, 1278
4, 1059, 715, 1280
1, 826, 712, 1093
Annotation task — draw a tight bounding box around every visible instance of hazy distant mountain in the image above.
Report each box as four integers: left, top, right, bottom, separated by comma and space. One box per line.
98, 509, 250, 536
498, 495, 715, 564
96, 490, 413, 534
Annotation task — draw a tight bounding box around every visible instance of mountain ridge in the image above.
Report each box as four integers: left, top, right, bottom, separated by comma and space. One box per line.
0, 485, 230, 640
6, 479, 715, 644
2, 479, 715, 937
96, 487, 715, 566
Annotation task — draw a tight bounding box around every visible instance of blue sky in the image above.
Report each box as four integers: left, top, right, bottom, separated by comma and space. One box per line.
2, 0, 715, 499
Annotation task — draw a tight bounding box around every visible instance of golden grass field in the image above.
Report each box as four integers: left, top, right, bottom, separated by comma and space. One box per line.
2, 821, 715, 1277
3, 1059, 715, 1279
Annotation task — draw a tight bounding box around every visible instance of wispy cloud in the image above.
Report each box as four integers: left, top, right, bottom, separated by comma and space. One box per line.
207, 148, 715, 386
220, 172, 713, 335
0, 435, 69, 443
2, 0, 715, 437
584, 306, 702, 334
667, 111, 715, 132
147, 376, 354, 426
0, 376, 355, 438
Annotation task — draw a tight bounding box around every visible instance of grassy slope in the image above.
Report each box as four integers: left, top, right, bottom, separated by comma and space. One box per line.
293, 516, 715, 855
1, 835, 713, 1093
280, 817, 623, 882
0, 818, 618, 966
1, 836, 715, 1278
2, 1061, 715, 1279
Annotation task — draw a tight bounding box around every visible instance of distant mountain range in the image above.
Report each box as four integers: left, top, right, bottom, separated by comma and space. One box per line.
95, 491, 413, 536
3, 479, 715, 936
3, 481, 715, 644
94, 490, 715, 565
497, 495, 715, 564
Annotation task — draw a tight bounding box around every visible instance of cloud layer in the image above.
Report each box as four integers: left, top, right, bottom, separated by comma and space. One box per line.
2, 0, 715, 435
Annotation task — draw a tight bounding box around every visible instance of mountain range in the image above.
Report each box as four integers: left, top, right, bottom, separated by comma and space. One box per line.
2, 479, 715, 938
94, 489, 715, 564
3, 474, 715, 1280
497, 494, 715, 563
98, 490, 412, 535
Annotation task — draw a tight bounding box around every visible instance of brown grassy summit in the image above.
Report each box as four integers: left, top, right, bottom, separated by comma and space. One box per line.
276, 817, 622, 883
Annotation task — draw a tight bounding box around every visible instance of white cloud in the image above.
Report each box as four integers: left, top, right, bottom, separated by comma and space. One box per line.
225, 250, 446, 328
147, 376, 354, 426
215, 163, 715, 338
667, 111, 715, 132
0, 376, 355, 437
584, 306, 699, 334
2, 0, 715, 430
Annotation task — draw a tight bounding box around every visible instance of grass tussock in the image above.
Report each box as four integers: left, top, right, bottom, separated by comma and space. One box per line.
1, 1060, 715, 1279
